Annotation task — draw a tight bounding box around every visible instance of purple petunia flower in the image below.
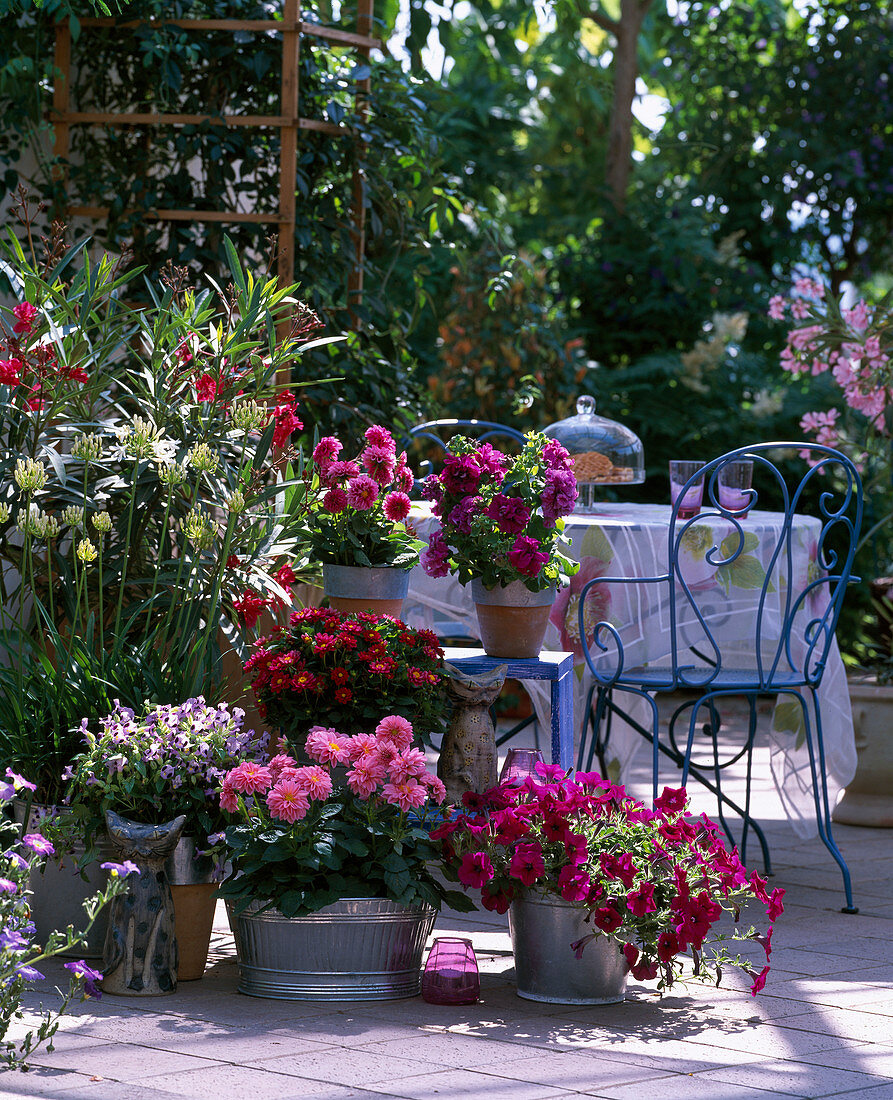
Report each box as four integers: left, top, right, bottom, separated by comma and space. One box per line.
0, 930, 27, 951
64, 959, 104, 998
5, 768, 36, 792
16, 964, 45, 982
100, 860, 141, 878
0, 877, 18, 894
21, 833, 55, 857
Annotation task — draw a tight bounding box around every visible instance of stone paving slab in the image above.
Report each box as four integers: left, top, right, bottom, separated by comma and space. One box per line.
4, 706, 893, 1098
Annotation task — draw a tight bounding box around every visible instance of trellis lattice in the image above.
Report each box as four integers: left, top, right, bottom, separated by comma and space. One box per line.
50, 0, 377, 301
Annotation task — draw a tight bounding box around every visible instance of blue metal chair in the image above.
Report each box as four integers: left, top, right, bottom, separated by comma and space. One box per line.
576, 442, 863, 912
398, 419, 527, 497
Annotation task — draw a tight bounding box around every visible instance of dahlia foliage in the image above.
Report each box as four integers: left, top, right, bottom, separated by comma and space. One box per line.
217, 716, 473, 917
438, 764, 783, 994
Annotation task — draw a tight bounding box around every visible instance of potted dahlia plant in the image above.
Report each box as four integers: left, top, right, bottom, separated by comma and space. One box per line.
60, 698, 268, 979
420, 431, 579, 657
438, 765, 783, 1004
245, 607, 449, 748
302, 425, 422, 616
217, 715, 474, 1000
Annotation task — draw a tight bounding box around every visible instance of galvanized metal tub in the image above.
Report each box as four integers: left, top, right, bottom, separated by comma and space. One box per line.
227, 898, 436, 1000
508, 892, 628, 1004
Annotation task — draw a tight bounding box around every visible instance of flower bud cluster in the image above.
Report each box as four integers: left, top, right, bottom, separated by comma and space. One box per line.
14, 458, 47, 493
61, 505, 85, 528
188, 442, 220, 474
184, 509, 216, 549
71, 433, 104, 462
91, 511, 112, 534
77, 537, 98, 564
230, 399, 268, 431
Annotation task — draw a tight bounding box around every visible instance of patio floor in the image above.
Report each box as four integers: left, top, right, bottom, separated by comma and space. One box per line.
5, 698, 893, 1100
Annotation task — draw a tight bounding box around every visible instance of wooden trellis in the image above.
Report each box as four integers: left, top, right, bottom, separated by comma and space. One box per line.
50, 0, 378, 301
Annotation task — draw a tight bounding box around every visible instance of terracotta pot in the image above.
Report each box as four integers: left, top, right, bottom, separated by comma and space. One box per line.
166, 834, 223, 981
832, 677, 893, 827
322, 564, 410, 618
171, 883, 219, 980
471, 579, 555, 659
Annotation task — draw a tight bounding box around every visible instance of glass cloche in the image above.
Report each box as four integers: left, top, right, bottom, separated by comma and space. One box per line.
543, 395, 645, 513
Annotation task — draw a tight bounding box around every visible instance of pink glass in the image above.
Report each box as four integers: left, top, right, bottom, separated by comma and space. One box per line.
499, 747, 544, 785
718, 460, 754, 514
421, 937, 480, 1005
669, 460, 705, 519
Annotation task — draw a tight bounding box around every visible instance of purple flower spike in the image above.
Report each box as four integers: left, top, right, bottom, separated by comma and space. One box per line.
64, 959, 104, 998
21, 833, 55, 856
100, 860, 141, 878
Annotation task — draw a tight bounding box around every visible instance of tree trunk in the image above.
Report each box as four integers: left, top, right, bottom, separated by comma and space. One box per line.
603, 0, 652, 212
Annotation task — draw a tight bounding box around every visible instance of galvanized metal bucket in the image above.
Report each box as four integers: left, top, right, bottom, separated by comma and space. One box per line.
227, 898, 436, 1000
322, 564, 411, 618
508, 893, 628, 1004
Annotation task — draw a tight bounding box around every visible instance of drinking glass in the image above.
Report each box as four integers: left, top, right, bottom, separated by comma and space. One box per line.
499, 747, 544, 785
718, 460, 754, 514
421, 938, 480, 1005
669, 460, 706, 519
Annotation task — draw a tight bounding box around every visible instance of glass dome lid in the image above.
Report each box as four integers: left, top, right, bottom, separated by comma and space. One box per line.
543, 395, 645, 504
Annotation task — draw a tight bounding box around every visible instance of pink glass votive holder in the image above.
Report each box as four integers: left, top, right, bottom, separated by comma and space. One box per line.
421, 937, 480, 1005
499, 747, 544, 785
718, 460, 754, 513
669, 460, 705, 519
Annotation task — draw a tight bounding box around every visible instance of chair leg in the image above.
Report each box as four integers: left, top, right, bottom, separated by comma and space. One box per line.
579, 684, 613, 777
674, 692, 773, 876
797, 689, 858, 913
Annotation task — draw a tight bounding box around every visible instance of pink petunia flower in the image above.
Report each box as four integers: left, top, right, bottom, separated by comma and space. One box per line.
458, 852, 494, 888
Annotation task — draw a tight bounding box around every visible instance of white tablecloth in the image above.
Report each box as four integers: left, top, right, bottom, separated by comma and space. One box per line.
403, 502, 856, 837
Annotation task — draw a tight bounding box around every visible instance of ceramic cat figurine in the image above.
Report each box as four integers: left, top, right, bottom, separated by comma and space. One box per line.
438, 662, 507, 802
102, 810, 186, 996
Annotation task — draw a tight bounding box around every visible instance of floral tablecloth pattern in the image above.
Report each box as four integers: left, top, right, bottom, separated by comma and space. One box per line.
404, 502, 856, 837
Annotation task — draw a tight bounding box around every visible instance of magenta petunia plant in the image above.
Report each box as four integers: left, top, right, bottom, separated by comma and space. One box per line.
420, 431, 579, 592
216, 715, 474, 918
437, 766, 782, 994
300, 424, 423, 569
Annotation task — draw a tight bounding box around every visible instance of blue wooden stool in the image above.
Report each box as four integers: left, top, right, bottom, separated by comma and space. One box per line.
442, 648, 575, 772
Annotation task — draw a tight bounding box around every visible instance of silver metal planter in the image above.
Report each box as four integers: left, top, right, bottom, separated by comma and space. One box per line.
508, 893, 628, 1004
227, 898, 436, 1001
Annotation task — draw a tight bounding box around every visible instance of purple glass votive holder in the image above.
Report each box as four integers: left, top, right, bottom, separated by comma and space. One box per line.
421, 937, 480, 1005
